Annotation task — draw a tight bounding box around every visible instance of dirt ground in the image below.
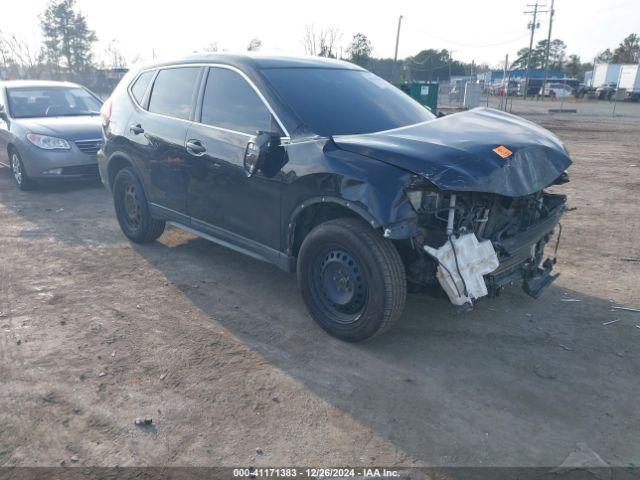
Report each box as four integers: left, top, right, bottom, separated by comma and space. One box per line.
1, 100, 639, 469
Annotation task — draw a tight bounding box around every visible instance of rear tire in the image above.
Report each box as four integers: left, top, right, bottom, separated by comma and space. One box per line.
113, 167, 165, 243
9, 149, 36, 191
297, 218, 406, 342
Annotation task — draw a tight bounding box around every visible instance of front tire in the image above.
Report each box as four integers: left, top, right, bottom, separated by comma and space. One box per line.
297, 218, 406, 342
10, 149, 36, 191
113, 167, 165, 243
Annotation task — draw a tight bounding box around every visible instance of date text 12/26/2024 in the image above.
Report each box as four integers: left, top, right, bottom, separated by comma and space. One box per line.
233, 468, 401, 478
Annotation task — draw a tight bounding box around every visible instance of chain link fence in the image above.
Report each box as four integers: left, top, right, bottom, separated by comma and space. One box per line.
433, 79, 640, 121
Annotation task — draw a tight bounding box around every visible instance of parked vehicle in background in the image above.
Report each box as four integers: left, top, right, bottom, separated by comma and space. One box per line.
517, 78, 542, 96
489, 81, 517, 96
518, 78, 578, 97
595, 83, 617, 100
539, 83, 574, 99
575, 83, 590, 98
99, 54, 571, 342
0, 80, 103, 190
618, 64, 640, 101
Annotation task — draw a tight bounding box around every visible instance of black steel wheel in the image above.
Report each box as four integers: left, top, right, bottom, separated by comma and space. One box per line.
113, 167, 165, 243
310, 246, 369, 324
122, 182, 143, 230
297, 217, 406, 342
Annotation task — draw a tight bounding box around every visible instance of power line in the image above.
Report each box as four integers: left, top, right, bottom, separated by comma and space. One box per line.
416, 31, 531, 49
593, 0, 635, 13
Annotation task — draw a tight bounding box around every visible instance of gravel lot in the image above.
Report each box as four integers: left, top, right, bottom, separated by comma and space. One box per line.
1, 100, 639, 468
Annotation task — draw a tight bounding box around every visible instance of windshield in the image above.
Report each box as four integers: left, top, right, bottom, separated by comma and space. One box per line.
6, 86, 102, 119
262, 68, 435, 136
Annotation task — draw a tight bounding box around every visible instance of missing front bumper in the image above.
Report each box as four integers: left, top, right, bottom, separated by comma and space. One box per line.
421, 212, 563, 306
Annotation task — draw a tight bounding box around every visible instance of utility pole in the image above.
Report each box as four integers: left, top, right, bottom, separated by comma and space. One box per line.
392, 15, 403, 83
523, 2, 547, 99
501, 53, 509, 110
541, 0, 555, 99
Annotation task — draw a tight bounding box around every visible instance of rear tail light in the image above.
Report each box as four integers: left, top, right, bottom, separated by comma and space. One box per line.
100, 99, 112, 125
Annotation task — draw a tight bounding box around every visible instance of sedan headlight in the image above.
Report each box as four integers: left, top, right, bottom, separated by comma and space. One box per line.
26, 133, 71, 150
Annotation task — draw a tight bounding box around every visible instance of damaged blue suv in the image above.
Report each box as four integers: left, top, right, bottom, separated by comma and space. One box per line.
99, 54, 570, 341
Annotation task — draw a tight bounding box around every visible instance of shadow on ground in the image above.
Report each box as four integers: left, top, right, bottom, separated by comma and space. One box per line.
0, 167, 118, 246
2, 166, 638, 467
133, 232, 640, 467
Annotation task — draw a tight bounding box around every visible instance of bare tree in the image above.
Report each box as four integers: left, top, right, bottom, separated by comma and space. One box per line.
0, 30, 43, 79
0, 31, 12, 73
103, 39, 127, 69
247, 38, 262, 52
202, 42, 219, 53
319, 26, 341, 58
302, 25, 341, 58
302, 25, 318, 56
129, 53, 143, 65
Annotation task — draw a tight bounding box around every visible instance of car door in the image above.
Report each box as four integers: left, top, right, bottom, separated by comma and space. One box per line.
126, 66, 202, 216
185, 67, 284, 250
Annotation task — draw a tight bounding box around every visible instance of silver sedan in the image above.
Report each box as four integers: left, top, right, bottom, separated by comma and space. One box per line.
0, 80, 103, 190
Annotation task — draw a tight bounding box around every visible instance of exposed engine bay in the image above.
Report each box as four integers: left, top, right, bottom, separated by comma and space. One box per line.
396, 183, 568, 307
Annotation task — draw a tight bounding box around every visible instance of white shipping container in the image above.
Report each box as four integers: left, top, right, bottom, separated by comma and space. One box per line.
618, 65, 640, 93
584, 70, 593, 87
592, 64, 622, 86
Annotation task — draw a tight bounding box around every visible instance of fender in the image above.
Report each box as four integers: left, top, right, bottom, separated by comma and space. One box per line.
101, 149, 146, 192
285, 195, 381, 255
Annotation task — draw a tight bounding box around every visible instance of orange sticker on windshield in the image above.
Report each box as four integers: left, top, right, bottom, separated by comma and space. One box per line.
493, 145, 513, 159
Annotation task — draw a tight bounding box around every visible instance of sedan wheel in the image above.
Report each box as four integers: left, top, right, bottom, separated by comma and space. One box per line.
11, 153, 22, 185
10, 151, 36, 191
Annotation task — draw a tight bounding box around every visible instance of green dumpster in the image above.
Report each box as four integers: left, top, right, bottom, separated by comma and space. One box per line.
408, 82, 438, 112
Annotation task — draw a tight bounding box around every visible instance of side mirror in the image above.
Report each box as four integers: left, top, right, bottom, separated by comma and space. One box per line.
0, 107, 7, 123
243, 131, 282, 177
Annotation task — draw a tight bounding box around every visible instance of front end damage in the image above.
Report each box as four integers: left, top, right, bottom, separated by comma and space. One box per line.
331, 107, 573, 307
391, 184, 567, 308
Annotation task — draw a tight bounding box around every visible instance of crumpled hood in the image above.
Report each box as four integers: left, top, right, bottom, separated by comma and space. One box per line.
332, 107, 572, 197
15, 115, 102, 141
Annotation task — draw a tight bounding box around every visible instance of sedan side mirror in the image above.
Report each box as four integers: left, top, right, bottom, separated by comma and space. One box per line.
0, 107, 8, 123
243, 131, 282, 177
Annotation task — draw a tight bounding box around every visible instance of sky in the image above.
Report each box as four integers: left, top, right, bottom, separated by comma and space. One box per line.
1, 0, 638, 68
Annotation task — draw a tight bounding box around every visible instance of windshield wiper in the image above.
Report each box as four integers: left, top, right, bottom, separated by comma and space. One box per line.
53, 112, 100, 117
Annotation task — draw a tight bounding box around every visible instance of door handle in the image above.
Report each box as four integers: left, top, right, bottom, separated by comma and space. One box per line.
186, 139, 206, 155
129, 123, 144, 135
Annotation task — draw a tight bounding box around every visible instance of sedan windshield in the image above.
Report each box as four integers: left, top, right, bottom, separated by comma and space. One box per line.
6, 86, 102, 119
262, 68, 435, 136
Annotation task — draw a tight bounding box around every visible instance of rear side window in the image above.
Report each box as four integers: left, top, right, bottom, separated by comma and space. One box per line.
148, 67, 200, 120
200, 68, 272, 135
130, 70, 155, 104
